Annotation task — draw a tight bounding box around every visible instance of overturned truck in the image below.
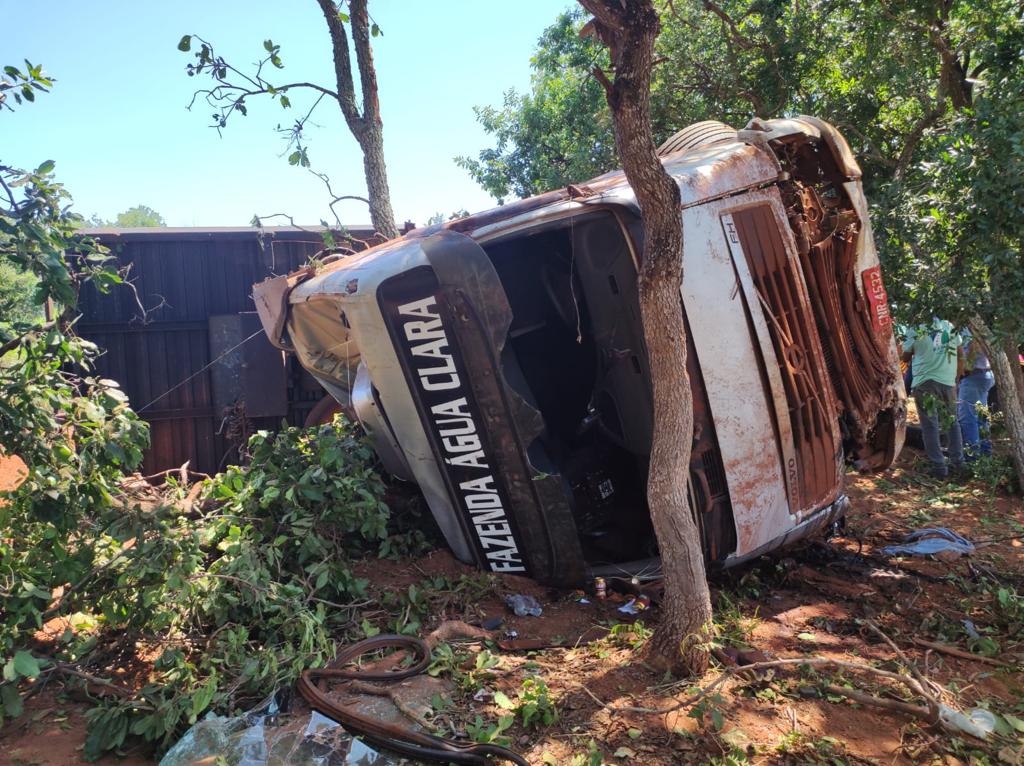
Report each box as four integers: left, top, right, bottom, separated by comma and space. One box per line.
254, 117, 906, 586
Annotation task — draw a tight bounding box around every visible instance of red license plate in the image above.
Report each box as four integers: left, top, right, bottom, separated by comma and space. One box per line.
861, 265, 892, 335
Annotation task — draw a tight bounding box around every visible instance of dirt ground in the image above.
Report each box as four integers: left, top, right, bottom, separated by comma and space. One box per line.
3, 443, 1022, 766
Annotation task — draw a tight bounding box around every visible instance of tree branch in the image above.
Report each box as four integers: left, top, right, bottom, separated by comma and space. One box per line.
316, 0, 364, 135
349, 0, 381, 126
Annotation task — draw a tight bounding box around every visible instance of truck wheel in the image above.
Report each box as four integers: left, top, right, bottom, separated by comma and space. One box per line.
304, 395, 344, 427
657, 120, 737, 157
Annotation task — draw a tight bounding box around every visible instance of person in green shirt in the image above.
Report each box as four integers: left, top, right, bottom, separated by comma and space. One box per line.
901, 318, 965, 478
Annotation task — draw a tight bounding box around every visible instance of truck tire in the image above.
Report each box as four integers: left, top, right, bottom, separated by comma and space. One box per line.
657, 120, 737, 157
304, 394, 344, 427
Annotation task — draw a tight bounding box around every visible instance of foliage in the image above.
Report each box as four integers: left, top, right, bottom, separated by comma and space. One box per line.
0, 156, 147, 671
456, 9, 615, 203
465, 712, 515, 746
883, 71, 1024, 341
75, 420, 405, 758
0, 255, 41, 329
112, 204, 166, 228
606, 620, 653, 650
494, 676, 559, 728
0, 414, 408, 758
0, 163, 122, 318
1, 78, 155, 732
713, 592, 759, 649
463, 0, 1023, 328
0, 60, 52, 110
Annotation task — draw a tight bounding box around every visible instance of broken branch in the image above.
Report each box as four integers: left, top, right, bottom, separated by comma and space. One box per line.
911, 638, 1013, 668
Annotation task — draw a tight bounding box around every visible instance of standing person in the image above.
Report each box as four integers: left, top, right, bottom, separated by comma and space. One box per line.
958, 330, 995, 459
902, 318, 965, 479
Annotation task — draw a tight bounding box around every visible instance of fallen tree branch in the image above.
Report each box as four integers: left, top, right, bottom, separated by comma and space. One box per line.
596, 656, 921, 716
911, 637, 1013, 668
424, 620, 492, 649
585, 622, 964, 734
865, 619, 941, 718
51, 662, 134, 699
821, 684, 931, 719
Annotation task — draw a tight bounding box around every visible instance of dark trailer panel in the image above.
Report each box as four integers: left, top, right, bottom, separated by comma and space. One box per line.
75, 226, 375, 475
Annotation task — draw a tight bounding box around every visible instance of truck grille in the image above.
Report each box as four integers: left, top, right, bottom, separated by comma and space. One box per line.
731, 205, 840, 511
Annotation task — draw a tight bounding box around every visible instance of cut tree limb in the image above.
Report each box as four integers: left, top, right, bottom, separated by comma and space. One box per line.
911, 637, 1013, 668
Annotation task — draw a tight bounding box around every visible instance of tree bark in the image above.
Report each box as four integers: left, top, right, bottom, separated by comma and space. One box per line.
578, 0, 713, 677
316, 0, 398, 238
356, 122, 397, 239
969, 318, 1024, 489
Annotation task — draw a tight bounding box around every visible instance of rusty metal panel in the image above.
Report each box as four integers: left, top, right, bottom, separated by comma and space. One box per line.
728, 203, 841, 514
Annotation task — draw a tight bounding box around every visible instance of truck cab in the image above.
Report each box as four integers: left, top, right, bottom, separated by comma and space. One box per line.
254, 116, 906, 585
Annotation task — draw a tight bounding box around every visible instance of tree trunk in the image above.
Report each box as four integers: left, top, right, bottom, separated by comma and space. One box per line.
317, 0, 398, 239
1005, 340, 1024, 414
357, 123, 398, 239
970, 319, 1024, 489
578, 0, 713, 677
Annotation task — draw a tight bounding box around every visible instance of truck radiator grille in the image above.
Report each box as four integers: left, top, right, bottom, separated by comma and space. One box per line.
731, 205, 840, 511
800, 232, 895, 450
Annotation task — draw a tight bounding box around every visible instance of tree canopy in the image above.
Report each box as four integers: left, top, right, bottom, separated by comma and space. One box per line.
112, 204, 166, 228
464, 0, 1024, 332
462, 0, 1024, 481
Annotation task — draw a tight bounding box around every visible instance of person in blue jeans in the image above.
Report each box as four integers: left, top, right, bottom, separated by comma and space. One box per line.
958, 332, 995, 459
902, 319, 964, 479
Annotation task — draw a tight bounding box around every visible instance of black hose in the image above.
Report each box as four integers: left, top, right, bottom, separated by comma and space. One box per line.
298, 634, 531, 766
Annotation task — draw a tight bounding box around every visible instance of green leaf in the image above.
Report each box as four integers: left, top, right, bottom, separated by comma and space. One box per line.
1005, 714, 1024, 733
13, 651, 41, 679
627, 727, 642, 739
493, 690, 514, 710
279, 94, 291, 108
36, 160, 55, 175
338, 11, 349, 22
361, 619, 380, 638
191, 676, 217, 719
1, 684, 24, 718
371, 23, 381, 37
177, 35, 192, 52
263, 39, 275, 52
710, 708, 724, 731
613, 746, 636, 759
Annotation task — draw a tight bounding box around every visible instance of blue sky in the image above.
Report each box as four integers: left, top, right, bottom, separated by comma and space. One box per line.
3, 1, 573, 228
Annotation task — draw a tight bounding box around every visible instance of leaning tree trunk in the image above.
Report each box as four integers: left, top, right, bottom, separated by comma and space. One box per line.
579, 0, 713, 676
970, 319, 1024, 489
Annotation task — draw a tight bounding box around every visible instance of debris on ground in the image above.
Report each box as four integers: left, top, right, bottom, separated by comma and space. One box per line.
880, 526, 976, 557
160, 700, 399, 766
505, 594, 543, 617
